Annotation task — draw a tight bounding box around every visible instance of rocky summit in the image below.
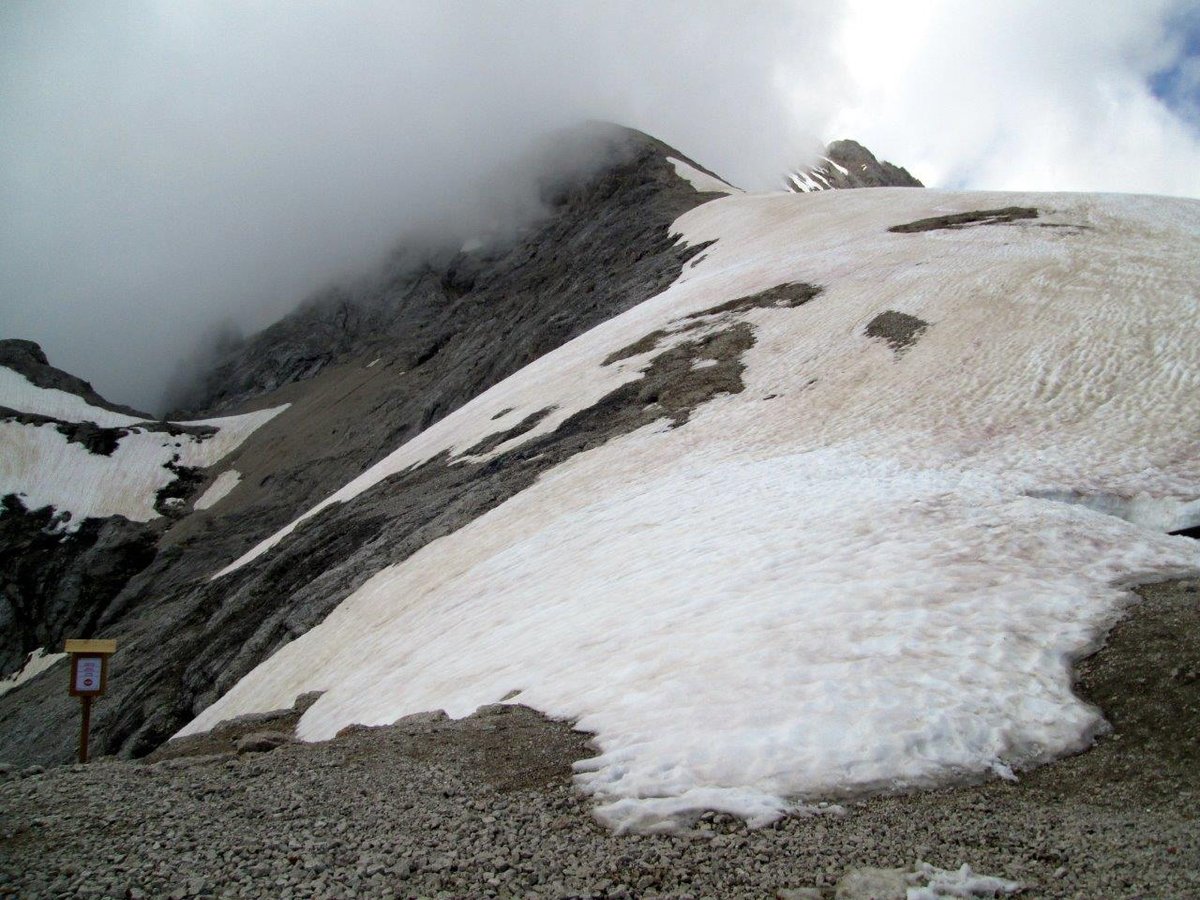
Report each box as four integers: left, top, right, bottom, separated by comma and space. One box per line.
786, 139, 923, 192
2, 123, 1199, 896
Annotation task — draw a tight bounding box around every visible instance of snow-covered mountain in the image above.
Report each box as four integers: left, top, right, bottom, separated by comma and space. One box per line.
2, 126, 1198, 834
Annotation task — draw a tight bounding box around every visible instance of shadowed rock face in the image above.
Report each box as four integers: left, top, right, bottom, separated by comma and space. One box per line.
0, 495, 158, 675
0, 125, 740, 767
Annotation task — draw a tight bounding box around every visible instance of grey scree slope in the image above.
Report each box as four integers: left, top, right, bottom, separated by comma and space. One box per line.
0, 124, 735, 767
1, 578, 1197, 898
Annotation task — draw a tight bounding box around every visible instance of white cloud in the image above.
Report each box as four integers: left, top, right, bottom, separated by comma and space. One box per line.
826, 0, 1200, 196
1, 1, 1198, 411
0, 1, 836, 411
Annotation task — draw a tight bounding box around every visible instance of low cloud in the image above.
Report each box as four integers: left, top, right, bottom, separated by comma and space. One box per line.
827, 0, 1200, 196
0, 1, 836, 412
1, 1, 1197, 412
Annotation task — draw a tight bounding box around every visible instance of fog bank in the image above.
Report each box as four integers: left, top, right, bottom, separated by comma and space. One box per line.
3, 1, 1198, 412
0, 1, 835, 412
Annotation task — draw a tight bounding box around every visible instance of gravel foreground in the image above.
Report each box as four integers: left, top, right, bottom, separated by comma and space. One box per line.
2, 579, 1197, 899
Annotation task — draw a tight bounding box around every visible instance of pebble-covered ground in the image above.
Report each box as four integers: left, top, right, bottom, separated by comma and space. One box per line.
2, 579, 1197, 899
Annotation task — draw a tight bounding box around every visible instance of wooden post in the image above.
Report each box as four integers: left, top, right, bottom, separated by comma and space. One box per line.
78, 694, 93, 764
64, 639, 116, 765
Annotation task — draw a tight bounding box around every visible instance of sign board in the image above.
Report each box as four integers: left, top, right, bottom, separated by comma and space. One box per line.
68, 652, 109, 697
64, 638, 117, 763
64, 639, 117, 654
73, 657, 103, 693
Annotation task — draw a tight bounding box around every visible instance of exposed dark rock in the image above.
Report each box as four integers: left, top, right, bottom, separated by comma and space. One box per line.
603, 282, 820, 366
788, 139, 923, 192
463, 406, 557, 457
153, 462, 207, 518
54, 420, 125, 456
684, 282, 821, 319
865, 311, 931, 353
603, 329, 674, 366
0, 408, 128, 456
0, 407, 216, 453
234, 731, 293, 754
888, 207, 1039, 233
0, 495, 158, 677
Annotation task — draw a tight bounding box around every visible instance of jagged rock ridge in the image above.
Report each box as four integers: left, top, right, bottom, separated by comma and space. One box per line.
787, 138, 923, 192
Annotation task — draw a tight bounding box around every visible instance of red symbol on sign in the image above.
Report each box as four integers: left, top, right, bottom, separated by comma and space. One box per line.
83, 678, 94, 687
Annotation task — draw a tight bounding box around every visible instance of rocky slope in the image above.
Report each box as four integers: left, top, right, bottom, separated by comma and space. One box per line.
0, 124, 729, 766
1, 123, 1197, 852
0, 339, 279, 677
2, 578, 1197, 898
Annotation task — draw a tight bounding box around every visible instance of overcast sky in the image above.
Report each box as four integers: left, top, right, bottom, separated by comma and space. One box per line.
2, 1, 1198, 412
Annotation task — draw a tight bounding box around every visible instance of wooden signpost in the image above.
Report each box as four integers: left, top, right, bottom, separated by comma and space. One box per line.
64, 639, 116, 763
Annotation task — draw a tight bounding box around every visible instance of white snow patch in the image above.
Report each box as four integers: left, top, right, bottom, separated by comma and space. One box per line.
187, 187, 1200, 831
366, 358, 382, 369
788, 170, 828, 193
1, 406, 286, 525
667, 157, 741, 195
0, 648, 66, 697
182, 447, 1200, 830
1029, 490, 1200, 533
194, 469, 242, 511
823, 156, 851, 176
0, 368, 142, 427
908, 861, 1021, 898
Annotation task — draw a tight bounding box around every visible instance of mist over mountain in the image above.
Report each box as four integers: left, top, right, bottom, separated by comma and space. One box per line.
5, 2, 1200, 414
0, 1, 838, 413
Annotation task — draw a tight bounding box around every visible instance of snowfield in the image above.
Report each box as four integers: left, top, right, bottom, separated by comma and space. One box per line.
193, 469, 243, 511
183, 186, 1200, 831
0, 647, 66, 698
0, 370, 285, 525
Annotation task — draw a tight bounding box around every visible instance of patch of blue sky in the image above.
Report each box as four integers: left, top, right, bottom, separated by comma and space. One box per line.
1150, 6, 1200, 127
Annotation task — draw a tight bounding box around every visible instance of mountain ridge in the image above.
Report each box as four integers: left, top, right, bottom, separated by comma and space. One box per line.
1, 127, 1198, 841
0, 123, 733, 767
